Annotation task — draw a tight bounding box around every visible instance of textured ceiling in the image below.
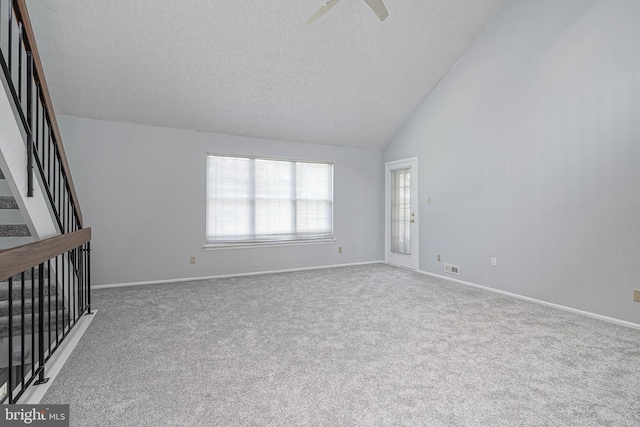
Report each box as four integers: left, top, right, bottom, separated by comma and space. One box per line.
25, 0, 509, 150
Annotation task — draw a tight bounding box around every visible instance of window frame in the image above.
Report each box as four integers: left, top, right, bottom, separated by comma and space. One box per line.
204, 153, 335, 249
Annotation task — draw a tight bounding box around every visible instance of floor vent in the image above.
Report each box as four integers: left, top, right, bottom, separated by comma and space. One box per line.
444, 263, 460, 275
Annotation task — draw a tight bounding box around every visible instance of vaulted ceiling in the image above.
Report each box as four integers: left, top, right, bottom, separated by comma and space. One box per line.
25, 0, 509, 150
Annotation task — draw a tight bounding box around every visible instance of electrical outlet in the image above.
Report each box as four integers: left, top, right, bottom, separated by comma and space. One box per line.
634, 289, 640, 302
338, 247, 343, 254
437, 254, 441, 262
491, 257, 497, 267
190, 256, 196, 264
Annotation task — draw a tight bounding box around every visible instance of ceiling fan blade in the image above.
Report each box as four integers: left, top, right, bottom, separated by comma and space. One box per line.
363, 0, 389, 21
306, 0, 342, 25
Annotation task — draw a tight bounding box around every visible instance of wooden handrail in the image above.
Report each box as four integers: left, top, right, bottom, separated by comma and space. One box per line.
0, 228, 91, 281
14, 0, 83, 228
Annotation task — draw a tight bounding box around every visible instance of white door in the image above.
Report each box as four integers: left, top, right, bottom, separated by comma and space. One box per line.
385, 158, 419, 270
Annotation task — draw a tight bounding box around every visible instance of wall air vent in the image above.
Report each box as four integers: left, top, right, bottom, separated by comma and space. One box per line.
444, 263, 460, 275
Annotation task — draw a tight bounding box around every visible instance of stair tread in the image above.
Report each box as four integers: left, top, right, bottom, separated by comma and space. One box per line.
0, 196, 18, 210
0, 309, 66, 322
0, 224, 31, 237
0, 297, 64, 317
0, 282, 55, 303
0, 309, 68, 337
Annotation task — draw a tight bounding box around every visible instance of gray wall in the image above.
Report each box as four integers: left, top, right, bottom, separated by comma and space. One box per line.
59, 116, 384, 285
383, 0, 640, 323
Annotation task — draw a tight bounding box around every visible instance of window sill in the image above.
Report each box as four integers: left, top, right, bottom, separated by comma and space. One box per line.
203, 238, 336, 251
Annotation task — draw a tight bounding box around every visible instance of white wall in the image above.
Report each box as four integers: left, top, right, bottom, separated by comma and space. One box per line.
58, 116, 384, 285
383, 0, 640, 323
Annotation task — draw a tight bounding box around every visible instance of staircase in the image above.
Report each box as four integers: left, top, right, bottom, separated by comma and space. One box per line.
0, 266, 65, 363
0, 0, 92, 404
0, 265, 68, 397
0, 168, 33, 249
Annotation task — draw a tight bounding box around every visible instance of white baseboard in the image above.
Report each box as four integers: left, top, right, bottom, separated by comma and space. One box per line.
93, 261, 385, 289
416, 269, 640, 331
17, 310, 98, 404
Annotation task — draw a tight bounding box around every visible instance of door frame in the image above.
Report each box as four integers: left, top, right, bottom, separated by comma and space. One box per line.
384, 157, 419, 270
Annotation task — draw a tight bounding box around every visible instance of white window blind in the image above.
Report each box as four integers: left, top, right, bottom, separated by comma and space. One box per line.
206, 155, 333, 243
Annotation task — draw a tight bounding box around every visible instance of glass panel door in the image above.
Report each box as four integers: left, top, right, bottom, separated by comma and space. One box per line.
385, 158, 418, 270
390, 168, 411, 254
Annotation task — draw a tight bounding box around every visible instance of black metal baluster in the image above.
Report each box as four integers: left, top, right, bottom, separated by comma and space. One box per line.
46, 122, 51, 185
33, 90, 38, 157
7, 277, 13, 403
72, 248, 77, 322
61, 251, 66, 339
63, 188, 67, 233
35, 263, 48, 385
78, 245, 83, 313
77, 247, 80, 318
55, 254, 59, 346
59, 165, 63, 228
66, 250, 71, 330
43, 109, 47, 168
47, 259, 51, 357
59, 159, 63, 223
16, 21, 20, 101
60, 175, 63, 232
38, 90, 43, 158
87, 242, 92, 314
52, 150, 56, 215
54, 156, 59, 219
43, 110, 47, 162
41, 114, 47, 183
7, 275, 13, 402
6, 0, 11, 74
19, 23, 26, 114
85, 245, 89, 311
0, 0, 3, 56
34, 84, 40, 189
26, 51, 33, 196
71, 249, 74, 322
9, 6, 17, 83
30, 266, 34, 375
20, 271, 25, 393
0, 0, 2, 47
76, 247, 79, 319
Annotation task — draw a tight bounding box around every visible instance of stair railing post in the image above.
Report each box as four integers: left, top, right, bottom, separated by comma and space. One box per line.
34, 263, 49, 385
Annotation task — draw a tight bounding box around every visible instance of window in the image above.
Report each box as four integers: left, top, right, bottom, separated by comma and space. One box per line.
206, 154, 333, 244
